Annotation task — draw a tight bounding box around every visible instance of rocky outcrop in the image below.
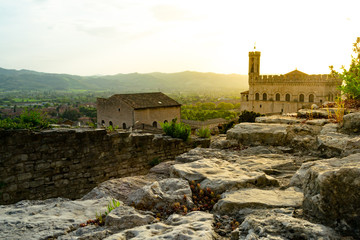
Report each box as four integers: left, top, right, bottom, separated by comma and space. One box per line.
0, 197, 113, 240
105, 205, 155, 230
170, 158, 279, 194
127, 178, 194, 208
294, 153, 360, 237
343, 112, 360, 133
227, 116, 360, 157
113, 211, 217, 240
1, 111, 360, 239
213, 187, 303, 214
234, 208, 340, 240
227, 123, 288, 146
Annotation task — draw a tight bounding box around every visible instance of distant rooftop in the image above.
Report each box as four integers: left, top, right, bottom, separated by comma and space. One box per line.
107, 92, 181, 109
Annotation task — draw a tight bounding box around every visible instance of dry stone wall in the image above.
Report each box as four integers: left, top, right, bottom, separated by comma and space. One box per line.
0, 128, 209, 205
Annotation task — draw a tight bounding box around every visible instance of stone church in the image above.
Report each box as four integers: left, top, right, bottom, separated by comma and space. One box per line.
240, 51, 342, 114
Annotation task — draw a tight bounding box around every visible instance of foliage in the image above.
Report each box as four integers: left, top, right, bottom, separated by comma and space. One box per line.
189, 180, 221, 211
106, 125, 118, 132
79, 106, 97, 118
132, 181, 220, 221
196, 127, 211, 138
80, 199, 121, 227
161, 118, 191, 141
61, 109, 81, 121
218, 121, 235, 134
334, 98, 345, 123
87, 122, 97, 128
238, 110, 263, 123
181, 101, 240, 121
149, 157, 161, 167
0, 109, 53, 130
330, 38, 360, 99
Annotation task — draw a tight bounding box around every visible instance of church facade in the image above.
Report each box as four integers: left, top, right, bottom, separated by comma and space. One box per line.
240, 51, 342, 114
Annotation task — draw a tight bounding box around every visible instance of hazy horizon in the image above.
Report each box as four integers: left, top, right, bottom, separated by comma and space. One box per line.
0, 0, 359, 76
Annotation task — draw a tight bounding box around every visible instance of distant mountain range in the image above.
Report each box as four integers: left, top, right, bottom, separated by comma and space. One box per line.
0, 67, 248, 92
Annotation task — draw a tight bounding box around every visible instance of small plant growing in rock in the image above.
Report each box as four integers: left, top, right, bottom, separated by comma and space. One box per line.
80, 199, 121, 227
334, 97, 345, 123
189, 180, 221, 211
106, 125, 114, 132
196, 127, 211, 138
131, 181, 220, 221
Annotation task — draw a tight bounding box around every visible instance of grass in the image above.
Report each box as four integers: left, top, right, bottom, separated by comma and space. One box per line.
80, 199, 121, 227
196, 127, 211, 138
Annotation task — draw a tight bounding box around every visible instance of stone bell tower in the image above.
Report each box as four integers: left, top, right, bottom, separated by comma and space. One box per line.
248, 51, 261, 79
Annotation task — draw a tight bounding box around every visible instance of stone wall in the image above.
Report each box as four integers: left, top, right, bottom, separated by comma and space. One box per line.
0, 128, 209, 205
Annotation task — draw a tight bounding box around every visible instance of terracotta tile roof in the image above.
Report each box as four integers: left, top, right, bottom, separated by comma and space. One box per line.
110, 92, 181, 109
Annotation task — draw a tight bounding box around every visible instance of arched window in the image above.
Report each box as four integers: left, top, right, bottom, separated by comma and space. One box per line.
109, 121, 113, 126
299, 94, 304, 102
122, 123, 126, 129
152, 121, 157, 128
285, 94, 290, 102
263, 93, 267, 101
309, 94, 314, 102
255, 93, 260, 101
101, 120, 105, 126
164, 120, 168, 124
276, 93, 280, 101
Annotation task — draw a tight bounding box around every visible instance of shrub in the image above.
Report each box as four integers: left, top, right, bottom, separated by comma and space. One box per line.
218, 120, 235, 134
196, 127, 211, 138
149, 157, 161, 167
330, 38, 360, 99
238, 110, 263, 123
0, 109, 53, 130
161, 118, 191, 141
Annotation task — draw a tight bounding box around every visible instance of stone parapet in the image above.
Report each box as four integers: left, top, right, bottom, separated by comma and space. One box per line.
0, 128, 209, 204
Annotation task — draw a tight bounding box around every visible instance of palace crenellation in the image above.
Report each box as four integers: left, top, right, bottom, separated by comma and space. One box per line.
241, 51, 342, 114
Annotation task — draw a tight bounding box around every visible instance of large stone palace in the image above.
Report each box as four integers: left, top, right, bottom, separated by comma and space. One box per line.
240, 51, 342, 114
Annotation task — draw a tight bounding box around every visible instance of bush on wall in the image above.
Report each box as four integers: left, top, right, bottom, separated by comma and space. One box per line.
161, 118, 191, 141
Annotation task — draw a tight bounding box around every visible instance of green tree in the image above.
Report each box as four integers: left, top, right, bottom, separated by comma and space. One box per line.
330, 37, 360, 99
61, 109, 81, 121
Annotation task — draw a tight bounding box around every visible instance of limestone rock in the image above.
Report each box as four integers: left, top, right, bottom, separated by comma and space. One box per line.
148, 160, 176, 179
297, 109, 330, 118
105, 205, 154, 230
236, 209, 340, 240
0, 197, 114, 240
210, 138, 239, 149
318, 123, 360, 157
170, 158, 279, 194
255, 116, 301, 124
343, 112, 360, 133
213, 187, 303, 214
299, 153, 360, 237
57, 226, 112, 240
306, 118, 330, 126
227, 123, 288, 146
81, 176, 156, 202
127, 178, 193, 208
120, 211, 216, 240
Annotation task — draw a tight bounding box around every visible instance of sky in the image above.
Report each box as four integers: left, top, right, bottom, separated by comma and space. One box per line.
0, 0, 359, 76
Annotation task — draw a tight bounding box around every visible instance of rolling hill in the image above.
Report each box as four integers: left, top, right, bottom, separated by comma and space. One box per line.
0, 67, 249, 93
